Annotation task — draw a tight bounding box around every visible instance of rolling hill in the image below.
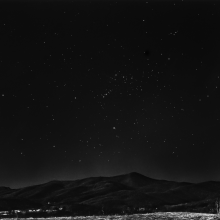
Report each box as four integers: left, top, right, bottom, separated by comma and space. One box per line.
0, 172, 219, 214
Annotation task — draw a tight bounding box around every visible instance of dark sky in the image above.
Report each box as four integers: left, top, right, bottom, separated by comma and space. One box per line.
0, 0, 220, 189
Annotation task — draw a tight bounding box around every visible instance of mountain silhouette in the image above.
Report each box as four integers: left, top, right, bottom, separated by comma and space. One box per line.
0, 172, 219, 214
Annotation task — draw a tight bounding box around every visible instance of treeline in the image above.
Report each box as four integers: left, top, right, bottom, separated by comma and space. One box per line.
0, 204, 157, 218
1, 200, 219, 218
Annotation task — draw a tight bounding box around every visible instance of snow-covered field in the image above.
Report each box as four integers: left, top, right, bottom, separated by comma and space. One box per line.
2, 212, 220, 220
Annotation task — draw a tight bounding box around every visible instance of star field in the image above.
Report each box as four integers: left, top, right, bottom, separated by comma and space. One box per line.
0, 0, 220, 188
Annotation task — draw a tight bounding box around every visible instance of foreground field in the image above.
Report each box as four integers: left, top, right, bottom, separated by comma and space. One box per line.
2, 212, 220, 220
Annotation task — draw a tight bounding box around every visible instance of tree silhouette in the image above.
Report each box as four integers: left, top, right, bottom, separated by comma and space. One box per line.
215, 198, 220, 214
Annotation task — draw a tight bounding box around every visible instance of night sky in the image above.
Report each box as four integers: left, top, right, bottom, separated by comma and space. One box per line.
1, 0, 220, 189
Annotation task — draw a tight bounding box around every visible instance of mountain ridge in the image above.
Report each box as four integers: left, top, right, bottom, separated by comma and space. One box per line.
0, 172, 219, 214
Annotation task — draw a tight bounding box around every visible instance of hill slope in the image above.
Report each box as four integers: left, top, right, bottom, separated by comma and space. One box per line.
0, 172, 220, 213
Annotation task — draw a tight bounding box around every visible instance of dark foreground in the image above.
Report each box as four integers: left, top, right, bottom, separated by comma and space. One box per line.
2, 212, 220, 220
